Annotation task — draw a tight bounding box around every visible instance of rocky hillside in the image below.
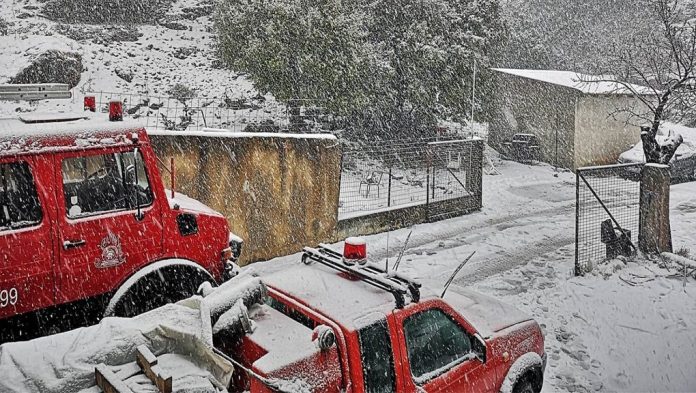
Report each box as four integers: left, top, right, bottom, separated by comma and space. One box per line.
0, 0, 281, 119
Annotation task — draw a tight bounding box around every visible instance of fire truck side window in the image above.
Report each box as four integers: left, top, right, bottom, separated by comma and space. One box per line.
358, 319, 396, 393
0, 162, 43, 232
62, 151, 153, 218
403, 309, 472, 383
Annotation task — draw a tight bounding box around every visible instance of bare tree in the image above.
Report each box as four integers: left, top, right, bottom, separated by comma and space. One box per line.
595, 0, 695, 164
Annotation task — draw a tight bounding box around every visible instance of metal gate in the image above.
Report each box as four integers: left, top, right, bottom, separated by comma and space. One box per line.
339, 138, 482, 220
575, 163, 643, 275
425, 140, 482, 220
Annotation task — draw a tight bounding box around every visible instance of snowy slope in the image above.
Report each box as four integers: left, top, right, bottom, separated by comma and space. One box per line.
0, 0, 282, 118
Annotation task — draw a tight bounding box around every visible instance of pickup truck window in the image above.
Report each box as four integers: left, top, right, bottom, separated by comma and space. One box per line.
358, 320, 396, 393
62, 151, 152, 218
0, 162, 42, 232
403, 309, 472, 382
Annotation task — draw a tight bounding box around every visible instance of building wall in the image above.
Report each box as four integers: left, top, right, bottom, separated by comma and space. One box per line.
149, 131, 341, 265
489, 73, 578, 169
574, 95, 646, 168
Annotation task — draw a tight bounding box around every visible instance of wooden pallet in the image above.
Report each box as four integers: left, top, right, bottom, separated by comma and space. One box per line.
95, 345, 173, 393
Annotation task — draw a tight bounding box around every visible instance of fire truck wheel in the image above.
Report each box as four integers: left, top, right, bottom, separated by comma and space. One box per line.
105, 260, 215, 318
512, 371, 541, 393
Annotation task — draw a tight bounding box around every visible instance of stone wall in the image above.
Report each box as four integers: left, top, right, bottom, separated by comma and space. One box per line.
149, 130, 341, 265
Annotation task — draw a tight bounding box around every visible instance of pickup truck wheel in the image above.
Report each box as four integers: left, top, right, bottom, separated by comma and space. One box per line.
105, 262, 214, 318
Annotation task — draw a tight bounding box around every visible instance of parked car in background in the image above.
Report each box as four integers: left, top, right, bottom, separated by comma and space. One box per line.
618, 123, 696, 181
503, 133, 541, 162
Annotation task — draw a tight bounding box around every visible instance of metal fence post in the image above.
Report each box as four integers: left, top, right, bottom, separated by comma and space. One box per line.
387, 166, 392, 207
575, 170, 580, 276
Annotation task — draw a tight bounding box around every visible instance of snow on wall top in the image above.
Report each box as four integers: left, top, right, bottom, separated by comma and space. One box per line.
147, 128, 337, 141
493, 68, 654, 96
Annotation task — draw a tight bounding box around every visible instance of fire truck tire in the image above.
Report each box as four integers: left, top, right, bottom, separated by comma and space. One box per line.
512, 377, 536, 393
104, 259, 215, 318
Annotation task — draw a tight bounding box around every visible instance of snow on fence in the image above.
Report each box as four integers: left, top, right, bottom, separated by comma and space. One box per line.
339, 138, 481, 220
88, 92, 327, 133
575, 163, 643, 275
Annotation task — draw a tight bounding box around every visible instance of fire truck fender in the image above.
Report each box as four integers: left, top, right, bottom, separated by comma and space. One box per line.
499, 352, 543, 393
103, 258, 215, 317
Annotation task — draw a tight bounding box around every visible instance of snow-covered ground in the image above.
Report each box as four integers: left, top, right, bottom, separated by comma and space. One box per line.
257, 155, 696, 392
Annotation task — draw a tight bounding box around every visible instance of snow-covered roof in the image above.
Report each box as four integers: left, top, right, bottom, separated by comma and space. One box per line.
493, 68, 654, 96
0, 115, 144, 156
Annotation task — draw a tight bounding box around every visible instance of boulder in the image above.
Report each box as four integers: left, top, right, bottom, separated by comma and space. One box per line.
10, 50, 83, 88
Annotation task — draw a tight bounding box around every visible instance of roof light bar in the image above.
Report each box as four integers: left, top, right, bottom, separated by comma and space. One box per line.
0, 84, 72, 101
302, 244, 421, 309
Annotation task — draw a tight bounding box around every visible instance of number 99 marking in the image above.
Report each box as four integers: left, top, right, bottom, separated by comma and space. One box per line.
0, 288, 18, 307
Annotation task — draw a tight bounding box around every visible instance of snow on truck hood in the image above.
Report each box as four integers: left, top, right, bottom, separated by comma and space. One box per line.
445, 286, 533, 339
167, 190, 222, 216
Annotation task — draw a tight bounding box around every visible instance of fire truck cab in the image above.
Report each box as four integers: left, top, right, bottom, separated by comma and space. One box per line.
0, 107, 242, 341
217, 244, 546, 393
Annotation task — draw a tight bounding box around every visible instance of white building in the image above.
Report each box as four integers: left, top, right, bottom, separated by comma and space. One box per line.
489, 68, 651, 170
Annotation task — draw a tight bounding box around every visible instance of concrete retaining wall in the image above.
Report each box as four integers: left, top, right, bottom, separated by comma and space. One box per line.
149, 130, 341, 265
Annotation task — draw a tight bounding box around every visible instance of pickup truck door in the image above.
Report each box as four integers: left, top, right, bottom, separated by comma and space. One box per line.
393, 300, 497, 393
0, 156, 56, 320
55, 147, 163, 304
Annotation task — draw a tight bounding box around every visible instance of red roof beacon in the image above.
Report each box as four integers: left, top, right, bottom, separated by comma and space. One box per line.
343, 237, 367, 266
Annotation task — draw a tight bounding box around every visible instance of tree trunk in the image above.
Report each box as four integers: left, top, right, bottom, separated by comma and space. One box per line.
639, 164, 673, 254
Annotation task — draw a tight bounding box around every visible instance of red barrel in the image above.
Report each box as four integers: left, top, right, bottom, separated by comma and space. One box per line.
84, 96, 96, 112
109, 100, 123, 121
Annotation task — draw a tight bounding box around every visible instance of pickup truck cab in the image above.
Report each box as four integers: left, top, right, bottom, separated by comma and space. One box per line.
219, 244, 546, 393
0, 110, 242, 341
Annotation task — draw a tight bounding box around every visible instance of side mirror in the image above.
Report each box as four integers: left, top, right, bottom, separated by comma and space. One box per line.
472, 333, 487, 364
313, 325, 336, 351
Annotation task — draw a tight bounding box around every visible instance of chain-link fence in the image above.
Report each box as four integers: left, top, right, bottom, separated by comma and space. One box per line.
339, 138, 482, 219
88, 92, 326, 132
575, 163, 643, 275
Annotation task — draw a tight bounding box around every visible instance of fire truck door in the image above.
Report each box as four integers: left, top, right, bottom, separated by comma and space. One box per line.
55, 148, 163, 304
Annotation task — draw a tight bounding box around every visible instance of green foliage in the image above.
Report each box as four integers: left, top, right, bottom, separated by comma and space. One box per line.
363, 0, 506, 136
214, 0, 506, 137
215, 0, 369, 113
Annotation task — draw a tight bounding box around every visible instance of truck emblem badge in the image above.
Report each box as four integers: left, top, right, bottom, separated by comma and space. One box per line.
95, 232, 126, 269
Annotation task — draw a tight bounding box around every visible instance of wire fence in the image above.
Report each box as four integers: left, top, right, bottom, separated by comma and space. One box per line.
339, 138, 481, 219
88, 92, 327, 132
575, 163, 643, 275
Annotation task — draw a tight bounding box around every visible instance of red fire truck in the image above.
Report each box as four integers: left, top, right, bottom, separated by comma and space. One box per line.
0, 84, 242, 341
214, 242, 547, 393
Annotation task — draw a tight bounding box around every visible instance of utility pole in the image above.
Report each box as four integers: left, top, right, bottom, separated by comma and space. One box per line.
470, 58, 477, 136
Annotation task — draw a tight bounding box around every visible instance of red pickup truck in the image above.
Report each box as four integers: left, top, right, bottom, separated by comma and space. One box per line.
0, 111, 242, 341
218, 244, 547, 393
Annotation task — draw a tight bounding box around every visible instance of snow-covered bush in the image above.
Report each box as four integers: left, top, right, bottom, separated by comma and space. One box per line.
42, 0, 174, 24
10, 50, 83, 88
215, 0, 506, 139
